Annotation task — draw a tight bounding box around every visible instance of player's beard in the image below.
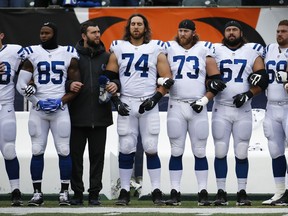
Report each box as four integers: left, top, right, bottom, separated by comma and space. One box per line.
179, 35, 193, 47
131, 31, 145, 40
87, 37, 100, 49
223, 36, 243, 47
277, 36, 288, 47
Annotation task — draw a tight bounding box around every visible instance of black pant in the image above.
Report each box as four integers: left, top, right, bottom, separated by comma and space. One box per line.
70, 126, 107, 194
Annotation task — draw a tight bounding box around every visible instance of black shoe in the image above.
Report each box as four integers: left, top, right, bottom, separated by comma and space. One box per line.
28, 190, 44, 206
271, 189, 288, 206
198, 189, 211, 206
11, 189, 23, 206
214, 189, 228, 206
236, 189, 251, 206
70, 192, 83, 206
59, 190, 70, 206
165, 189, 181, 206
89, 191, 101, 206
115, 189, 130, 206
152, 188, 165, 205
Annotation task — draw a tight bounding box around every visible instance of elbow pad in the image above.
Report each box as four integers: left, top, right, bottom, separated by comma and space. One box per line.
247, 69, 269, 91
104, 70, 119, 80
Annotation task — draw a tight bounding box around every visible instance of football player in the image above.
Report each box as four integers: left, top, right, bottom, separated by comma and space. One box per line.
16, 22, 81, 206
211, 20, 268, 206
164, 19, 226, 206
104, 14, 173, 206
262, 20, 288, 206
0, 29, 25, 206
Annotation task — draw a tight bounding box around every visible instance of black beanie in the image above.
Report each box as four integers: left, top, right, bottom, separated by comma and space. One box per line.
178, 19, 196, 31
41, 22, 58, 49
224, 20, 243, 31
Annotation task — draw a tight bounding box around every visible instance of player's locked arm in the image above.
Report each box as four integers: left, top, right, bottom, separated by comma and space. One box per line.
16, 69, 39, 105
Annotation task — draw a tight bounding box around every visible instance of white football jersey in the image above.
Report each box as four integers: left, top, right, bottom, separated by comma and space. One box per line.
109, 40, 165, 97
166, 40, 213, 100
212, 43, 263, 105
0, 44, 25, 105
264, 43, 288, 102
24, 45, 79, 100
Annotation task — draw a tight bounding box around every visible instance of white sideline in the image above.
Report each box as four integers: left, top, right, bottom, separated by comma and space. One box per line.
1, 207, 288, 215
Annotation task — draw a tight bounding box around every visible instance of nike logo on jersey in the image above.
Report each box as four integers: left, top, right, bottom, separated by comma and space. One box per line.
8, 110, 12, 112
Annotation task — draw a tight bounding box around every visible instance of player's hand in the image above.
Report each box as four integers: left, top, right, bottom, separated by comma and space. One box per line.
276, 71, 288, 83
0, 62, 5, 74
232, 91, 253, 108
111, 96, 130, 116
70, 81, 83, 93
36, 100, 54, 112
22, 84, 37, 97
157, 77, 175, 89
138, 92, 163, 114
46, 98, 64, 112
190, 96, 209, 113
207, 79, 226, 92
106, 82, 118, 94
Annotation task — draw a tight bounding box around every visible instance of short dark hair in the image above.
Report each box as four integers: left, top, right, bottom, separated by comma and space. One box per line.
80, 20, 99, 34
279, 20, 288, 27
122, 13, 151, 44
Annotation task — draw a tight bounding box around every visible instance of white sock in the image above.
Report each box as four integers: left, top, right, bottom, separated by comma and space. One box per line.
148, 168, 161, 191
237, 178, 247, 192
170, 170, 182, 192
10, 179, 20, 192
275, 177, 286, 195
216, 178, 226, 191
195, 170, 208, 192
119, 168, 133, 191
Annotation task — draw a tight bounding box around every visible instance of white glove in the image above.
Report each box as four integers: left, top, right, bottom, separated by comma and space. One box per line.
276, 71, 288, 83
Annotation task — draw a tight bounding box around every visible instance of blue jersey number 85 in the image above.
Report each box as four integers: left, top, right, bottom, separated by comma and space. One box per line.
37, 61, 64, 84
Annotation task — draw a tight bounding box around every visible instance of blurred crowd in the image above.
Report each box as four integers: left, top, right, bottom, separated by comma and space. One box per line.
0, 0, 287, 7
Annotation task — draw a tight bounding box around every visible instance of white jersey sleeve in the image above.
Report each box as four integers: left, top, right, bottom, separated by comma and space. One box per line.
110, 40, 165, 97
265, 43, 288, 102
0, 44, 24, 105
213, 43, 262, 105
24, 45, 79, 100
166, 40, 213, 100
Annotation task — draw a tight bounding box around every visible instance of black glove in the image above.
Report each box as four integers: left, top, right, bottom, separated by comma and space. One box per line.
138, 92, 163, 114
190, 96, 209, 113
190, 101, 203, 113
207, 79, 226, 94
111, 96, 130, 116
232, 91, 253, 108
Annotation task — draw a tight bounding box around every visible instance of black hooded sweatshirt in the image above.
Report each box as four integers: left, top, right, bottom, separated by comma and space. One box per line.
68, 39, 113, 127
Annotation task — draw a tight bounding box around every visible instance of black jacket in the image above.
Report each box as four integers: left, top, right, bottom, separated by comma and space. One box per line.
68, 39, 113, 127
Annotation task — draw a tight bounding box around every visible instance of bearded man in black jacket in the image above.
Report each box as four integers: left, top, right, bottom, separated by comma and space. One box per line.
67, 21, 119, 205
